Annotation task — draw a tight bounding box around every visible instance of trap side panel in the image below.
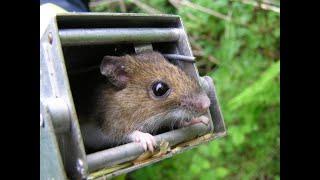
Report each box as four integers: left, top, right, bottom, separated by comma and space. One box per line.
41, 19, 88, 180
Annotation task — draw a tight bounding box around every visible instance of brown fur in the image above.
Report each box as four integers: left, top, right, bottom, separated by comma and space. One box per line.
91, 51, 205, 146
76, 52, 207, 149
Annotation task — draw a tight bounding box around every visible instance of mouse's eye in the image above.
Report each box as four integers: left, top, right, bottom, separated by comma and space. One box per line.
151, 81, 170, 98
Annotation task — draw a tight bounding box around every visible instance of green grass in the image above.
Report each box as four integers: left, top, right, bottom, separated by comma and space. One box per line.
90, 0, 280, 179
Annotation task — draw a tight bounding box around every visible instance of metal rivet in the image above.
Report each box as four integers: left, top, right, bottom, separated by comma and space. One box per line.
40, 114, 44, 128
48, 32, 53, 44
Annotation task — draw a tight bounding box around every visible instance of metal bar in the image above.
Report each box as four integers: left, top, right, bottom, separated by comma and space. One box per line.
102, 132, 226, 179
202, 76, 226, 133
87, 123, 211, 173
59, 28, 181, 46
163, 53, 195, 63
45, 97, 71, 133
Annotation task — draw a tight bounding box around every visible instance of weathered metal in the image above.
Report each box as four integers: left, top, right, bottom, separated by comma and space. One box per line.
93, 131, 226, 180
40, 13, 226, 180
59, 28, 181, 46
40, 18, 88, 180
87, 123, 211, 173
46, 97, 71, 133
163, 53, 196, 62
40, 101, 68, 180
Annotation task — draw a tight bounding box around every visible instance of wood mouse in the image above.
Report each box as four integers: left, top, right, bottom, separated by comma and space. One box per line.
77, 51, 211, 153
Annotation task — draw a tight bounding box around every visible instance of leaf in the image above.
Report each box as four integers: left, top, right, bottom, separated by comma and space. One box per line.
215, 167, 230, 178
228, 61, 280, 110
87, 162, 132, 180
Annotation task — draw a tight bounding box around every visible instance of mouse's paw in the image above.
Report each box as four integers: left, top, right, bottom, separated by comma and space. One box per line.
129, 130, 156, 152
182, 116, 210, 127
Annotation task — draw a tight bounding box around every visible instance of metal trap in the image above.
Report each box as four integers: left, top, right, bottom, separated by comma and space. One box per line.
40, 13, 226, 180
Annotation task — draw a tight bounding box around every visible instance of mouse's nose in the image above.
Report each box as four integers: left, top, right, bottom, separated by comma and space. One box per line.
182, 93, 211, 113
194, 94, 211, 113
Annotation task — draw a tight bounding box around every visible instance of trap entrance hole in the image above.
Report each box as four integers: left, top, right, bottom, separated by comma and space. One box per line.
63, 41, 216, 174
64, 41, 200, 154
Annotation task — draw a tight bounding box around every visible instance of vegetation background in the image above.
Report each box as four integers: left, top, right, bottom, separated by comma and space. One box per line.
89, 0, 280, 179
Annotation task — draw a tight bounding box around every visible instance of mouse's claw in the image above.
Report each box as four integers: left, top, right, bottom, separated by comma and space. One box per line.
129, 130, 156, 152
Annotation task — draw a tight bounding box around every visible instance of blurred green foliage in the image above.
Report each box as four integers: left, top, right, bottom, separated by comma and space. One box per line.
90, 0, 280, 179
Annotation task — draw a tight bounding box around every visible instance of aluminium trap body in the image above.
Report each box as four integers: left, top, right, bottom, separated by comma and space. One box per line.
40, 13, 226, 180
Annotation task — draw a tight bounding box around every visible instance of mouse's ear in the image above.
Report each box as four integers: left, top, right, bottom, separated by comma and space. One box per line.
100, 55, 129, 89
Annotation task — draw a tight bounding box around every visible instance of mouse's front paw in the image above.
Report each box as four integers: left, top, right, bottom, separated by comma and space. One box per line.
129, 130, 156, 152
